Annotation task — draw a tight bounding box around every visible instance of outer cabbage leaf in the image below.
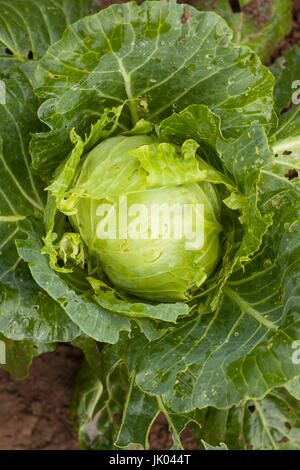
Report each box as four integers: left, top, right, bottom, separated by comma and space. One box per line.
90, 279, 190, 323
0, 63, 81, 342
0, 0, 104, 352
31, 0, 275, 181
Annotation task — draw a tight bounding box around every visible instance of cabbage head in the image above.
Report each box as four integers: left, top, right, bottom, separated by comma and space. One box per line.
63, 135, 222, 301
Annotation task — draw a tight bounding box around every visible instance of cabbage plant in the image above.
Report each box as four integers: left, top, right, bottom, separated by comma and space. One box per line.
1, 0, 300, 450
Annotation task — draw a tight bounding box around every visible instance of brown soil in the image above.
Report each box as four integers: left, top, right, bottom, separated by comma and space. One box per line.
0, 344, 198, 450
0, 344, 82, 450
0, 0, 300, 451
242, 0, 272, 27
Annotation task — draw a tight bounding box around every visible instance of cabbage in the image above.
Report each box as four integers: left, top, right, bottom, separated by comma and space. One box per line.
69, 136, 222, 301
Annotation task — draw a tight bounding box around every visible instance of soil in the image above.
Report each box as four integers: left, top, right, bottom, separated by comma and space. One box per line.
0, 0, 300, 451
0, 344, 198, 450
242, 1, 272, 27
0, 344, 82, 450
